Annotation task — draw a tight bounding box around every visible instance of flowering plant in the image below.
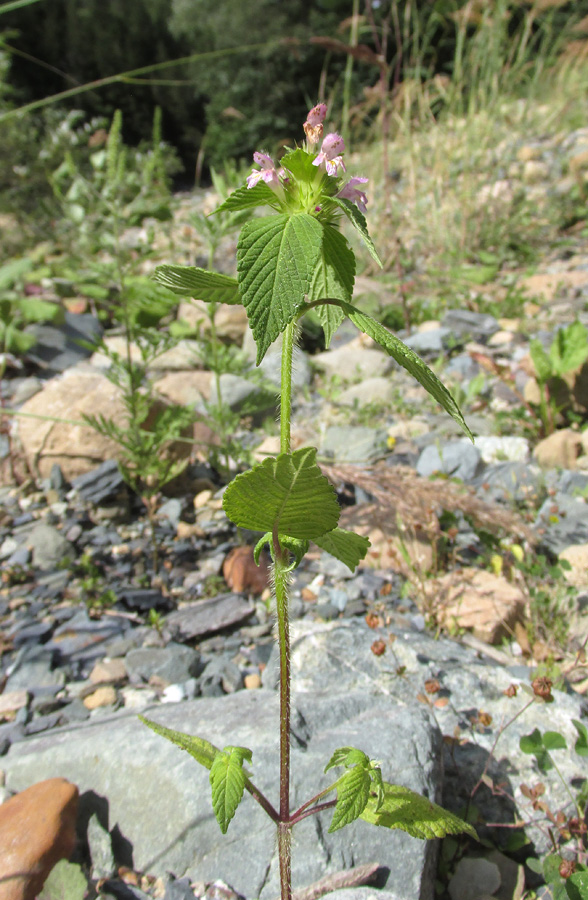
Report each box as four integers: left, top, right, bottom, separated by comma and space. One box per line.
146, 105, 474, 900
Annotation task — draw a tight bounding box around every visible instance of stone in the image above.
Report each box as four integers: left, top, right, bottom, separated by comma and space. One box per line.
320, 426, 388, 464
533, 429, 583, 469
244, 673, 261, 690
87, 812, 116, 880
404, 327, 453, 355
474, 436, 529, 465
0, 777, 78, 900
558, 544, 588, 589
89, 659, 127, 685
24, 311, 102, 374
473, 462, 543, 506
83, 686, 117, 710
178, 300, 249, 343
17, 368, 191, 481
535, 493, 588, 554
27, 523, 74, 570
417, 440, 483, 482
522, 160, 549, 183
442, 309, 499, 342
149, 340, 203, 371
0, 691, 29, 720
312, 344, 391, 380
519, 270, 588, 303
449, 856, 501, 900
71, 460, 125, 505
153, 371, 212, 407
222, 546, 270, 595
336, 377, 396, 407
125, 645, 202, 686
209, 373, 275, 415
165, 594, 254, 641
118, 588, 167, 612
427, 569, 526, 644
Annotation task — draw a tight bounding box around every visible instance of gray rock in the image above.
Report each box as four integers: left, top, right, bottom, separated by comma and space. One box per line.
404, 327, 453, 355
472, 461, 544, 506
445, 355, 481, 381
535, 492, 588, 554
321, 426, 388, 464
88, 812, 117, 880
5, 646, 63, 692
72, 460, 125, 505
158, 498, 183, 529
27, 522, 74, 569
125, 644, 203, 685
323, 892, 397, 900
164, 877, 196, 900
118, 587, 167, 612
336, 377, 396, 407
7, 547, 31, 567
442, 309, 499, 342
165, 594, 254, 641
416, 440, 483, 482
312, 346, 391, 380
209, 374, 275, 416
24, 311, 103, 373
448, 857, 501, 900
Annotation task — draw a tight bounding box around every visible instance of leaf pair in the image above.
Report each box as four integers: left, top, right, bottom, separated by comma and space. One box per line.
222, 447, 370, 572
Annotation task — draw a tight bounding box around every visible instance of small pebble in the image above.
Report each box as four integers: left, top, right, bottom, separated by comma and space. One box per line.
83, 686, 117, 710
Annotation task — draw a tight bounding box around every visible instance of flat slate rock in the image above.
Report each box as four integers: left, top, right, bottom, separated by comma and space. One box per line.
3, 691, 441, 900
164, 593, 255, 640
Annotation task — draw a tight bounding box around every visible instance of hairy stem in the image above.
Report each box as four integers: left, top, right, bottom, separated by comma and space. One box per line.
280, 322, 295, 454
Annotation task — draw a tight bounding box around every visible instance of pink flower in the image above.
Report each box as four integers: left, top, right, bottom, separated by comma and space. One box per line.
246, 151, 281, 189
337, 176, 369, 214
312, 133, 346, 176
303, 103, 327, 145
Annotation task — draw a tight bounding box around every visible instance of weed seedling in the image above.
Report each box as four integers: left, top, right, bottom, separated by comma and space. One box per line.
144, 103, 476, 898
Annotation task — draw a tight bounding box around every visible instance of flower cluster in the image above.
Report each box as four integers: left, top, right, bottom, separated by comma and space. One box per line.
245, 105, 369, 216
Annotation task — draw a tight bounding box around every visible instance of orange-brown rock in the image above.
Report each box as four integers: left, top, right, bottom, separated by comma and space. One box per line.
223, 546, 270, 596
427, 569, 526, 644
0, 778, 78, 900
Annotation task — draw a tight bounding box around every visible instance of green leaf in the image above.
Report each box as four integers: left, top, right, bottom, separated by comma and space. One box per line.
543, 854, 565, 885
542, 731, 567, 751
209, 745, 252, 834
237, 214, 323, 364
0, 257, 34, 291
520, 728, 544, 754
530, 339, 552, 383
550, 321, 588, 376
451, 264, 499, 285
5, 329, 37, 355
19, 297, 63, 324
153, 265, 240, 305
360, 782, 477, 840
38, 860, 87, 900
308, 224, 354, 346
253, 532, 309, 569
326, 300, 472, 440
331, 197, 382, 267
313, 527, 370, 572
329, 763, 372, 833
222, 447, 340, 540
324, 747, 370, 773
573, 720, 588, 757
280, 147, 318, 184
213, 181, 280, 215
566, 872, 588, 900
139, 715, 219, 770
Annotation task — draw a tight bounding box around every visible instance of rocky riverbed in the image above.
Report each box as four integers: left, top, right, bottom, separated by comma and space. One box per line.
1, 123, 588, 900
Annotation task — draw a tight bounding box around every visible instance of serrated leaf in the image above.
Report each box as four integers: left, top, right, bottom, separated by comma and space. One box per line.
329, 764, 371, 833
313, 527, 370, 572
213, 181, 280, 215
573, 719, 588, 757
209, 745, 252, 834
308, 224, 354, 346
325, 746, 370, 773
237, 214, 323, 364
38, 859, 87, 900
360, 782, 477, 840
280, 147, 317, 184
550, 321, 588, 376
139, 715, 219, 770
19, 297, 63, 323
326, 300, 471, 440
331, 197, 382, 267
222, 447, 340, 540
542, 731, 567, 751
153, 265, 240, 305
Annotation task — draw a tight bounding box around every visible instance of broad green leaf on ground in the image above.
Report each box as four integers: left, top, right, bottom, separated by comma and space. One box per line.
38, 860, 87, 900
153, 265, 240, 305
328, 300, 472, 440
360, 783, 477, 840
213, 181, 281, 215
541, 731, 567, 751
329, 763, 372, 833
280, 147, 317, 184
237, 214, 323, 364
308, 223, 354, 346
573, 719, 588, 756
519, 729, 553, 772
209, 745, 252, 834
19, 297, 63, 323
313, 527, 370, 572
566, 871, 588, 900
331, 197, 382, 267
222, 447, 340, 540
139, 716, 219, 770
